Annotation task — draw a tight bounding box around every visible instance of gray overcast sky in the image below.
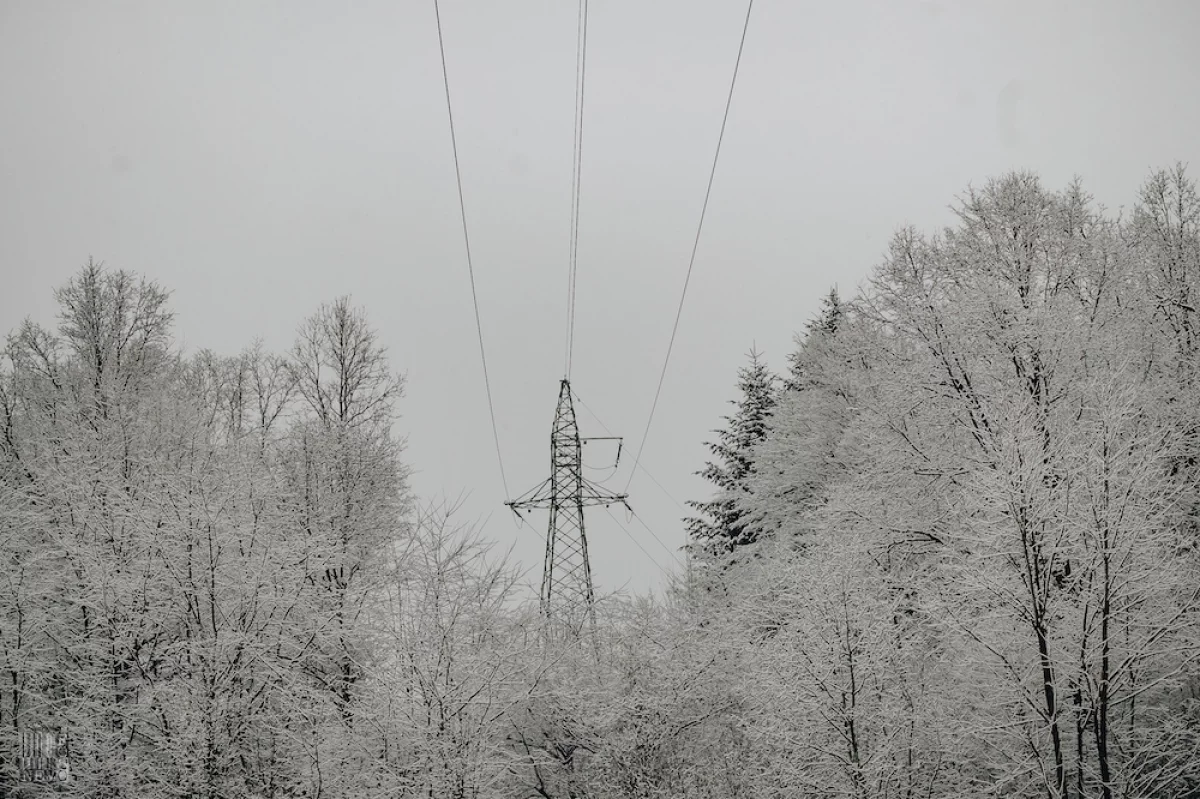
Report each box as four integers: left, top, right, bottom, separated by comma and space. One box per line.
3, 0, 1199, 597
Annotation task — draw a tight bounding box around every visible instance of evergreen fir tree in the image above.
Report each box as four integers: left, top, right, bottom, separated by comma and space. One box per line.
786, 287, 842, 391
685, 348, 778, 556
741, 287, 852, 545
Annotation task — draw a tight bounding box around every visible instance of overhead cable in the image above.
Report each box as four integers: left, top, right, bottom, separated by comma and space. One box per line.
624, 0, 755, 495
565, 0, 590, 378
604, 506, 668, 575
434, 0, 511, 499
574, 390, 689, 515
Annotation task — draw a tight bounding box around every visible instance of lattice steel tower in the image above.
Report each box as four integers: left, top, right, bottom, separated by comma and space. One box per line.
507, 380, 627, 634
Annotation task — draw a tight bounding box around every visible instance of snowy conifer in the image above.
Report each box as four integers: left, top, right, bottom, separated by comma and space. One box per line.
684, 348, 778, 556
785, 287, 843, 391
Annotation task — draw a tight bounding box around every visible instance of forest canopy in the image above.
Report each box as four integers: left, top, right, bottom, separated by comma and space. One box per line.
3, 165, 1200, 798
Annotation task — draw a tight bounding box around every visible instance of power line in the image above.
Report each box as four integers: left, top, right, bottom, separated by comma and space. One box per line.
624, 0, 755, 495
628, 505, 684, 568
604, 506, 668, 575
565, 0, 590, 379
572, 392, 686, 568
630, 461, 687, 516
434, 0, 511, 499
573, 391, 688, 515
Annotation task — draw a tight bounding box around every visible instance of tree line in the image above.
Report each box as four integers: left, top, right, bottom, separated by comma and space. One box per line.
3, 164, 1199, 797
685, 165, 1200, 798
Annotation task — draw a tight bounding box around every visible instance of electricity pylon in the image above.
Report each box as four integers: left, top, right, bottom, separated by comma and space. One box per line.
507, 379, 628, 635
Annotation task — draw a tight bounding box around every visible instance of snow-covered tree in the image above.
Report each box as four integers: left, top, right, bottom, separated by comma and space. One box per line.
684, 348, 778, 557
741, 288, 857, 545
0, 266, 414, 797
283, 297, 411, 734
8, 167, 1200, 799
786, 286, 844, 390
